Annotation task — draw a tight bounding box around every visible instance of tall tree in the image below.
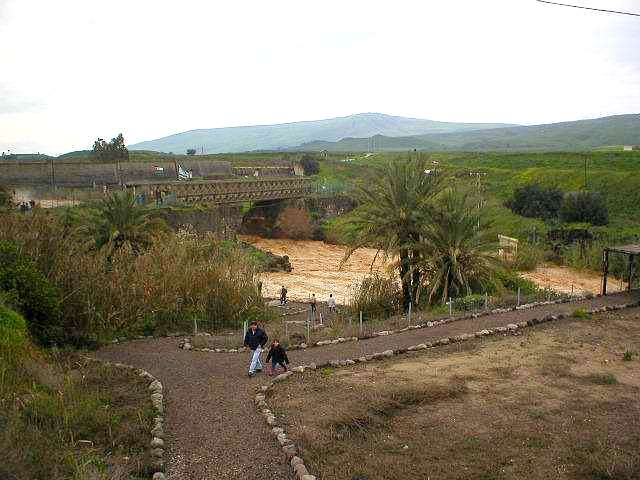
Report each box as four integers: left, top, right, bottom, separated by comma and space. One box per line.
91, 133, 129, 162
344, 156, 442, 309
417, 188, 498, 304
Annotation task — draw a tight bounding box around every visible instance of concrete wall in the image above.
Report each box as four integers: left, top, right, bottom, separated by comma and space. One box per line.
0, 160, 233, 187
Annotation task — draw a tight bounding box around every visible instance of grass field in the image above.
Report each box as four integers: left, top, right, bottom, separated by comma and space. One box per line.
271, 307, 640, 480
315, 151, 640, 248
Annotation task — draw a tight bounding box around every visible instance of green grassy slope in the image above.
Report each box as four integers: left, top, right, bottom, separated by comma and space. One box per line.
300, 114, 640, 152
129, 113, 516, 154
318, 151, 640, 239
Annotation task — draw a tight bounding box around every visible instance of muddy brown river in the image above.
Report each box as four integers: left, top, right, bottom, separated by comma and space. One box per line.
243, 236, 617, 304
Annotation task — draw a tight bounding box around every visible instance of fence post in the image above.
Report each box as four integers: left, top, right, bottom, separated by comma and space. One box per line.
407, 301, 412, 326
484, 292, 488, 310
448, 298, 452, 316
517, 287, 521, 307
359, 311, 363, 336
193, 318, 198, 335
241, 320, 247, 344
306, 320, 310, 343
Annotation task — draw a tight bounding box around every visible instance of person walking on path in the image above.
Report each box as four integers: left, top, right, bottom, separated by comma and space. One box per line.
310, 294, 317, 322
243, 321, 268, 377
266, 339, 289, 375
280, 285, 288, 306
327, 293, 337, 313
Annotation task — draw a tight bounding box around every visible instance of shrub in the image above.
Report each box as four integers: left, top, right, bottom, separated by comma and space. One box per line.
0, 210, 267, 343
348, 274, 401, 320
0, 185, 14, 208
494, 269, 539, 295
300, 154, 320, 176
560, 191, 609, 225
587, 372, 618, 385
506, 184, 564, 220
0, 242, 63, 346
572, 308, 591, 319
623, 350, 636, 361
511, 244, 544, 271
0, 305, 29, 354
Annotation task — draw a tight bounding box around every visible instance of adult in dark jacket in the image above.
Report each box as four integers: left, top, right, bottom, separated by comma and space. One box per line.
244, 321, 268, 377
266, 339, 289, 374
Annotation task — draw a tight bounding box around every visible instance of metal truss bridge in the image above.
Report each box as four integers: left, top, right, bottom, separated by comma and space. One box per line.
126, 177, 314, 204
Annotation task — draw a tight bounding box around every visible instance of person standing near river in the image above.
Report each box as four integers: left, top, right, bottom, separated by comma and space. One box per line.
310, 294, 317, 321
243, 321, 268, 377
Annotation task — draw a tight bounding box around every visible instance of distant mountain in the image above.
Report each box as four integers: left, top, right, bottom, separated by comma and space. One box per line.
298, 114, 640, 152
129, 113, 517, 154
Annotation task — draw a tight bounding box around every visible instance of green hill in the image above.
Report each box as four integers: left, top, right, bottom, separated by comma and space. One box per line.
129, 113, 516, 154
299, 114, 640, 152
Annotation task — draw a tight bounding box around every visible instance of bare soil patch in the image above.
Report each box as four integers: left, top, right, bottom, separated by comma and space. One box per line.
271, 308, 640, 480
523, 264, 622, 295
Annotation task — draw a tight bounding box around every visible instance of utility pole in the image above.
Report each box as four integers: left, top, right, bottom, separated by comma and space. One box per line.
583, 155, 587, 189
469, 171, 487, 229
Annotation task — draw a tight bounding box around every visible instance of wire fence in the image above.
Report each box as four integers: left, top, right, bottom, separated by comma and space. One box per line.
188, 287, 582, 349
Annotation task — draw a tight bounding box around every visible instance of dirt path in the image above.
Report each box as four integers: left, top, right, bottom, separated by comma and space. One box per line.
95, 291, 638, 480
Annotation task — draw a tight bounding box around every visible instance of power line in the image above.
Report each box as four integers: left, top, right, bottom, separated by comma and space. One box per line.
536, 0, 640, 17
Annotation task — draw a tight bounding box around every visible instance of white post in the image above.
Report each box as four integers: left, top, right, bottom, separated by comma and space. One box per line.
407, 301, 412, 325
517, 287, 521, 307
484, 292, 488, 310
448, 298, 452, 316
193, 318, 198, 335
359, 311, 363, 335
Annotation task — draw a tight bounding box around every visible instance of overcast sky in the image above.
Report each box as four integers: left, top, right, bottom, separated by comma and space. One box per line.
1, 0, 639, 154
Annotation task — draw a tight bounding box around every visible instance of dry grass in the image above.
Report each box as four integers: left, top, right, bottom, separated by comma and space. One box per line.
271, 308, 640, 480
0, 353, 155, 480
0, 210, 265, 343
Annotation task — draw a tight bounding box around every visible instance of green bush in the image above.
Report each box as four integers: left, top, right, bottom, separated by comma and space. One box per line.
0, 304, 29, 353
0, 242, 62, 346
572, 308, 591, 319
348, 274, 401, 320
511, 244, 545, 271
506, 184, 563, 220
560, 191, 609, 226
494, 269, 539, 295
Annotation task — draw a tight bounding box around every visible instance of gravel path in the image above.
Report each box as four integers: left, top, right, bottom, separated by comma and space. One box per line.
95, 291, 638, 479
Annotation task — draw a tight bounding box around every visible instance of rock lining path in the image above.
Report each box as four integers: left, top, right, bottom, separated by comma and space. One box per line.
96, 291, 638, 480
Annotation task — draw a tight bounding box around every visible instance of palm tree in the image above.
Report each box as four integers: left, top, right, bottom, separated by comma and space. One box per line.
417, 188, 498, 305
343, 156, 442, 309
87, 191, 167, 254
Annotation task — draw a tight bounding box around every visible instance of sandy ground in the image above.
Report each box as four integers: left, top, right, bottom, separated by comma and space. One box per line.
241, 235, 391, 304
522, 264, 622, 295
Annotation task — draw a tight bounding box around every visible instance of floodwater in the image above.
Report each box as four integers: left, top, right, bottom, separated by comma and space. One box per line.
241, 236, 391, 305
244, 237, 617, 304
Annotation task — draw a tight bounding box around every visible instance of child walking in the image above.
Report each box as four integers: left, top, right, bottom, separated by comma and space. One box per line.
266, 339, 289, 375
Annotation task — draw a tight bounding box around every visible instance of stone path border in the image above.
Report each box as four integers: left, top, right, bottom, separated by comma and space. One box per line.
81, 356, 168, 480
252, 299, 640, 480
179, 294, 589, 354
